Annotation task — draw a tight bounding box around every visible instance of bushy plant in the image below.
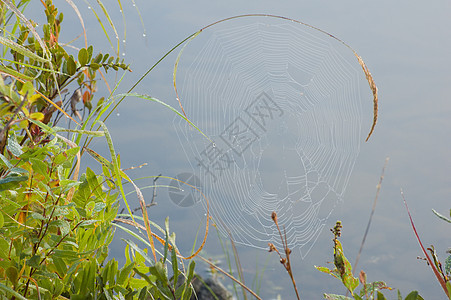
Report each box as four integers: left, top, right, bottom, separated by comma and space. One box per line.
0, 1, 196, 299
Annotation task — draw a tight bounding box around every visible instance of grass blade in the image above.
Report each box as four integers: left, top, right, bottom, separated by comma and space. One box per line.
116, 93, 212, 143
432, 209, 451, 223
64, 0, 88, 48
0, 36, 49, 63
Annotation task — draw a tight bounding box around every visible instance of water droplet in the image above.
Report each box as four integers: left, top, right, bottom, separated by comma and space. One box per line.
181, 189, 184, 192
122, 52, 125, 56
116, 113, 120, 117
212, 143, 216, 147
119, 9, 123, 13
133, 3, 136, 6
142, 33, 146, 37
88, 6, 91, 9
122, 39, 126, 43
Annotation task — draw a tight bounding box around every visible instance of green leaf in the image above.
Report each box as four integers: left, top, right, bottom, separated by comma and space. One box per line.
30, 212, 46, 221
93, 202, 106, 213
117, 262, 135, 286
52, 256, 67, 277
171, 247, 178, 289
0, 153, 13, 169
150, 261, 168, 284
19, 80, 35, 96
30, 157, 50, 181
315, 265, 339, 279
87, 45, 93, 62
6, 266, 18, 286
50, 219, 70, 235
90, 62, 100, 71
404, 291, 419, 300
78, 47, 89, 67
377, 291, 387, 300
138, 287, 148, 299
123, 239, 154, 265
67, 55, 77, 75
8, 133, 23, 156
0, 212, 4, 228
27, 254, 41, 268
132, 269, 156, 288
360, 281, 391, 298
0, 174, 28, 187
93, 53, 103, 64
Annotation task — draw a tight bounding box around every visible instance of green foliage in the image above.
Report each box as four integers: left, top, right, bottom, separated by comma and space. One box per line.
0, 1, 196, 299
0, 123, 122, 298
0, 0, 130, 123
316, 221, 424, 300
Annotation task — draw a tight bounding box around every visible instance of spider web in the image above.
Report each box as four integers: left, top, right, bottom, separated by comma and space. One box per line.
172, 17, 365, 258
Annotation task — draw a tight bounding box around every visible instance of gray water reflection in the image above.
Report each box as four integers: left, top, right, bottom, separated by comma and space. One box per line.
27, 0, 451, 298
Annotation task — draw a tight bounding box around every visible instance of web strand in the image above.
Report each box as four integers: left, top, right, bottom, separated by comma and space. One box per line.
173, 18, 364, 258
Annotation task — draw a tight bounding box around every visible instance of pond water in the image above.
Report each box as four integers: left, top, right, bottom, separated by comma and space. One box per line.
30, 0, 451, 298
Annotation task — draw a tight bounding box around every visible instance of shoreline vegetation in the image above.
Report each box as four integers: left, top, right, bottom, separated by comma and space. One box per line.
0, 1, 449, 299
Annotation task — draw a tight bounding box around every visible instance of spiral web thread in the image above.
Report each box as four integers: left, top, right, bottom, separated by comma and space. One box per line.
173, 19, 363, 258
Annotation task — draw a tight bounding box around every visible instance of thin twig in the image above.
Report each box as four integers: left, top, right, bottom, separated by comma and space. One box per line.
269, 212, 301, 300
197, 255, 262, 300
353, 157, 389, 274
151, 174, 161, 205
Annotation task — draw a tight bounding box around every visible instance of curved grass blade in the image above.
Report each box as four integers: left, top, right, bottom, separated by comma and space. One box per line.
114, 219, 170, 254
0, 57, 68, 76
28, 119, 103, 137
83, 0, 118, 56
0, 64, 34, 81
0, 282, 28, 300
117, 0, 127, 56
130, 0, 146, 40
97, 121, 132, 219
64, 0, 88, 48
95, 0, 120, 52
0, 36, 49, 63
116, 93, 212, 143
173, 30, 201, 119
2, 0, 49, 57
97, 121, 157, 261
117, 174, 211, 261
101, 32, 199, 123
432, 209, 451, 223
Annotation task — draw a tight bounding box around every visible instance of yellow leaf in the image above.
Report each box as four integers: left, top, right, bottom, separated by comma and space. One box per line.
21, 107, 29, 116
28, 94, 41, 103
19, 119, 28, 128
30, 112, 44, 121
